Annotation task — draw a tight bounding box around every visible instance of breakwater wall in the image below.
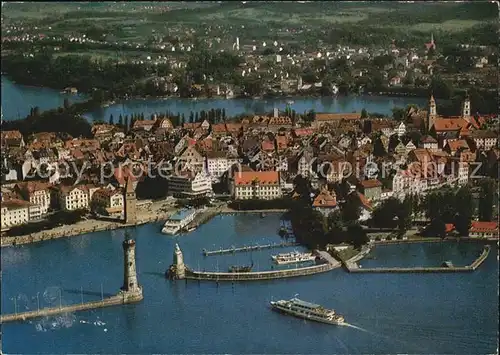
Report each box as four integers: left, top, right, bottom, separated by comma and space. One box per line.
0, 292, 143, 324
185, 262, 336, 281
346, 245, 491, 273
185, 251, 340, 281
372, 237, 497, 245
203, 242, 300, 256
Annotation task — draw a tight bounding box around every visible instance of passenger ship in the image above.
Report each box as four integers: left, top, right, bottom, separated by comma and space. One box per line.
161, 209, 197, 235
271, 251, 316, 265
270, 297, 345, 325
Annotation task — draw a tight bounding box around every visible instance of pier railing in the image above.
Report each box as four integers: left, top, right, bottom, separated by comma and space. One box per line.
203, 242, 300, 256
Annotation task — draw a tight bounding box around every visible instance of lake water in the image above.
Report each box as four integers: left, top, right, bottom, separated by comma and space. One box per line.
1, 76, 426, 122
1, 76, 87, 120
1, 214, 498, 354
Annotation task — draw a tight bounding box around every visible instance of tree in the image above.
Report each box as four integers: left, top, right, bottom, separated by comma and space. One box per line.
454, 186, 473, 236
342, 192, 361, 224
373, 136, 387, 157
478, 178, 495, 221
118, 114, 123, 127
109, 114, 114, 125
371, 197, 400, 228
360, 108, 368, 119
63, 98, 70, 110
124, 116, 129, 133
397, 196, 413, 232
392, 107, 406, 121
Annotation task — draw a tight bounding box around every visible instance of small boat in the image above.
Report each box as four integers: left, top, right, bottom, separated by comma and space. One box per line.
270, 297, 345, 325
228, 261, 254, 273
260, 212, 266, 218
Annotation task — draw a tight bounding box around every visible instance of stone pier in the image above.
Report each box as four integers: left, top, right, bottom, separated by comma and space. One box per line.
1, 235, 143, 324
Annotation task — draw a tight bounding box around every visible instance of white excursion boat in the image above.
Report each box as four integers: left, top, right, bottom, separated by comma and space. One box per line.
161, 209, 197, 235
271, 251, 316, 265
270, 297, 345, 325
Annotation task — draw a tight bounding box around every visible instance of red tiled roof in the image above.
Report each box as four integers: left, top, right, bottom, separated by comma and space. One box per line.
470, 221, 499, 234
361, 179, 382, 189
234, 171, 279, 186
293, 128, 315, 136
316, 113, 361, 121
445, 224, 455, 233
433, 118, 468, 132
312, 191, 337, 208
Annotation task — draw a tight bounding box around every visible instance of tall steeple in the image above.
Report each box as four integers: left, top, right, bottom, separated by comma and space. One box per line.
431, 33, 434, 45
462, 90, 471, 122
428, 94, 437, 129
124, 176, 137, 224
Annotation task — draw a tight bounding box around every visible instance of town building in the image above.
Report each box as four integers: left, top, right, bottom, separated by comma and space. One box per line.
312, 189, 338, 216
232, 171, 282, 200
167, 171, 212, 198
0, 199, 31, 230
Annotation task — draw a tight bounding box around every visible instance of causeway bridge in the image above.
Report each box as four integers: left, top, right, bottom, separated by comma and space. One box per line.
1, 237, 143, 324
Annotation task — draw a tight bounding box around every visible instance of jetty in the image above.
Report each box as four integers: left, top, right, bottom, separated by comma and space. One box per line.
169, 245, 340, 282
203, 242, 300, 256
1, 237, 143, 324
345, 245, 491, 273
0, 293, 142, 323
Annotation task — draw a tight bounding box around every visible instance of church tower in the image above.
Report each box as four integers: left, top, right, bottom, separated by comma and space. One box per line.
461, 92, 471, 122
124, 176, 137, 224
120, 234, 143, 302
427, 94, 437, 129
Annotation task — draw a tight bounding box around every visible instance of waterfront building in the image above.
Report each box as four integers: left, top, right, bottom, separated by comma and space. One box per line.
469, 221, 499, 239
124, 177, 137, 224
15, 181, 51, 218
231, 171, 282, 200
0, 199, 30, 230
92, 188, 124, 216
57, 185, 89, 211
312, 189, 338, 216
167, 171, 212, 198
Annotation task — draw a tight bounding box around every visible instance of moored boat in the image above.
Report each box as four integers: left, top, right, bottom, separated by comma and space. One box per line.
161, 209, 197, 235
271, 251, 316, 265
270, 297, 345, 325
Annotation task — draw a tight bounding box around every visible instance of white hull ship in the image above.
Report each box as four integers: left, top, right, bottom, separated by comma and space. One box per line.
270, 297, 345, 325
271, 251, 316, 265
161, 209, 197, 235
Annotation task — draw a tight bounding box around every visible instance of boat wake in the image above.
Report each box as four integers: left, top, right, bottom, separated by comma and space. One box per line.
341, 322, 370, 333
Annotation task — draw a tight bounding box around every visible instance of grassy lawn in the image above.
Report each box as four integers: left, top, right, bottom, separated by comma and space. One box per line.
334, 246, 360, 262
411, 20, 484, 32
